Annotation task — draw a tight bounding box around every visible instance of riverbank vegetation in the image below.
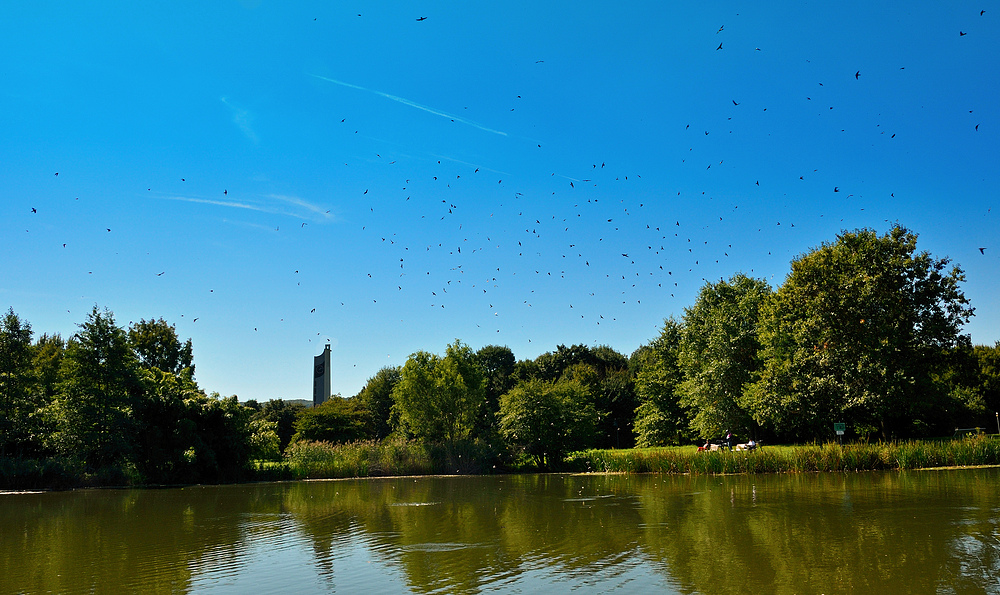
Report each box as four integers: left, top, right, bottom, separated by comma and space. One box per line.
567, 435, 1000, 474
3, 226, 1000, 489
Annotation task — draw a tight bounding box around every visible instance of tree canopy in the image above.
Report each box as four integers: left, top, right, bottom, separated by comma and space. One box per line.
676, 274, 772, 440
392, 340, 485, 444
748, 226, 975, 440
497, 377, 596, 469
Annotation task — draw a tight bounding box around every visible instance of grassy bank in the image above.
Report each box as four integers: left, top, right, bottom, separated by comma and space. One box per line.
564, 435, 1000, 474
7, 436, 1000, 489
266, 438, 506, 480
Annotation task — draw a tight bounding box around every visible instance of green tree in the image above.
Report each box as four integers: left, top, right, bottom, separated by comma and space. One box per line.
251, 399, 306, 452
974, 343, 1000, 416
132, 366, 204, 482
128, 318, 194, 375
291, 396, 367, 445
474, 345, 516, 436
497, 378, 596, 469
592, 352, 636, 449
25, 333, 66, 456
0, 309, 35, 456
748, 226, 975, 440
560, 356, 636, 449
532, 344, 598, 382
184, 393, 254, 482
354, 366, 401, 440
677, 274, 772, 440
392, 340, 484, 444
50, 307, 142, 468
248, 418, 281, 461
633, 318, 689, 446
32, 333, 65, 403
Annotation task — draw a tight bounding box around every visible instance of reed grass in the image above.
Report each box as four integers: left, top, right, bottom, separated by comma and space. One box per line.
281, 438, 504, 479
565, 435, 1000, 475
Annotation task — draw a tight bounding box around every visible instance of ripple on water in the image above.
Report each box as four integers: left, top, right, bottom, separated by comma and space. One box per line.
389, 501, 442, 506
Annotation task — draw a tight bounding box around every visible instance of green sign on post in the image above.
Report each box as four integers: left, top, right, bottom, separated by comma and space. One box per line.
834, 423, 846, 435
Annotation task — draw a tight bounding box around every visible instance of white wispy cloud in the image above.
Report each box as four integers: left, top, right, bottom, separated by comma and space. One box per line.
308, 73, 508, 137
220, 97, 258, 143
268, 194, 335, 220
429, 153, 511, 177
158, 194, 335, 221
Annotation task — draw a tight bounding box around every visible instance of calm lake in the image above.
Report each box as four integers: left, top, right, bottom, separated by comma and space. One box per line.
3, 469, 999, 594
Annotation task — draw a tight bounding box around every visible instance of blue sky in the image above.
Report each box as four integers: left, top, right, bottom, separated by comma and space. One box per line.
2, 1, 997, 403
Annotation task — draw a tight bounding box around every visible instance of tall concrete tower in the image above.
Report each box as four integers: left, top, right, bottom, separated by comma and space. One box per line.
313, 344, 331, 407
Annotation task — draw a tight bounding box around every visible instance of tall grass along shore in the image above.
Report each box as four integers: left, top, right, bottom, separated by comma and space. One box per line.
6, 436, 1000, 489
565, 435, 1000, 474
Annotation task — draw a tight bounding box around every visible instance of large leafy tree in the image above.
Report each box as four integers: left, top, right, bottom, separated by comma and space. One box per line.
498, 378, 596, 468
587, 346, 636, 449
0, 309, 36, 456
128, 318, 194, 375
975, 343, 1000, 417
748, 226, 975, 440
677, 274, 772, 440
633, 318, 689, 446
392, 340, 485, 444
291, 396, 366, 445
132, 366, 205, 482
251, 398, 307, 452
354, 366, 401, 440
50, 307, 142, 468
474, 345, 516, 436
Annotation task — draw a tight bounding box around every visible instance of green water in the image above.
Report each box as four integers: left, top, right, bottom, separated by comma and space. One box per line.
3, 469, 999, 594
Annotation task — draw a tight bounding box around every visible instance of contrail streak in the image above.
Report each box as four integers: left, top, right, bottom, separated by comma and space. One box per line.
158, 194, 334, 221
309, 73, 508, 137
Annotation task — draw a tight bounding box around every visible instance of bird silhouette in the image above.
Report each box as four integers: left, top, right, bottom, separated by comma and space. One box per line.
979, 247, 986, 254
416, 16, 427, 21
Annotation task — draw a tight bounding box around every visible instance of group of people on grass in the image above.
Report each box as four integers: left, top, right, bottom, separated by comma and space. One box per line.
698, 430, 757, 452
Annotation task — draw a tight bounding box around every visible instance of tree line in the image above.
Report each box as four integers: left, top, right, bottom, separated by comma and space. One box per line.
2, 226, 999, 483
285, 226, 1000, 464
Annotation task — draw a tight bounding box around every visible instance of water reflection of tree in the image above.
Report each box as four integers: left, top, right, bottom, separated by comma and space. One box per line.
9, 470, 997, 593
283, 474, 654, 593
282, 471, 1000, 594
633, 470, 1000, 594
0, 484, 287, 593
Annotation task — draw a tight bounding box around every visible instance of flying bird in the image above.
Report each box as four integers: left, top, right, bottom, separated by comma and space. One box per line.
979, 247, 986, 254
960, 31, 967, 36
416, 16, 427, 21
716, 42, 723, 50
855, 71, 860, 79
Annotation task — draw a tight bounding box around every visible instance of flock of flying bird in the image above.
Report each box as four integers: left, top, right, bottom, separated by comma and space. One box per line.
19, 10, 991, 376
